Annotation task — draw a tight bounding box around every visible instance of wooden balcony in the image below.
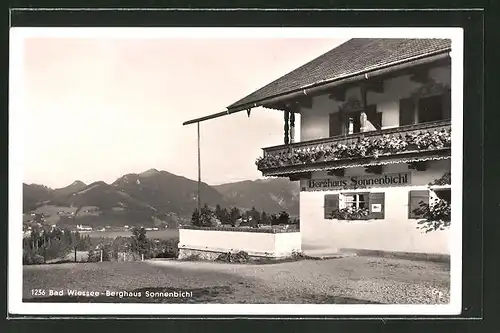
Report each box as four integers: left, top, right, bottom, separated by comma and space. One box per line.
256, 120, 451, 177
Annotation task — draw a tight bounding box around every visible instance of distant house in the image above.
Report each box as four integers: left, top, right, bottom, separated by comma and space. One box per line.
76, 224, 93, 231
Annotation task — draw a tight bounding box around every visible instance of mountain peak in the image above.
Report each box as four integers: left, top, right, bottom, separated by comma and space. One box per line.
89, 181, 108, 187
139, 168, 161, 177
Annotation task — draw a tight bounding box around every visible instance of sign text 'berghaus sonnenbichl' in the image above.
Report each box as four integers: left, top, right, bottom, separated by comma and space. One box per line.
306, 172, 411, 190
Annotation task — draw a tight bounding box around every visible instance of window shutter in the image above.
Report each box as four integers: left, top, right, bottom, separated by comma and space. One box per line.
408, 190, 430, 219
442, 90, 451, 120
324, 194, 339, 219
399, 98, 415, 126
368, 192, 385, 219
329, 112, 342, 137
365, 105, 382, 130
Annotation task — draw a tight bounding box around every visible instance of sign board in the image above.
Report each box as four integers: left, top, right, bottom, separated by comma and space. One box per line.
305, 172, 411, 191
371, 203, 382, 213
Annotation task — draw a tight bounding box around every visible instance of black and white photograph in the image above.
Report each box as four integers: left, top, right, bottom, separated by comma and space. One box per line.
9, 27, 463, 316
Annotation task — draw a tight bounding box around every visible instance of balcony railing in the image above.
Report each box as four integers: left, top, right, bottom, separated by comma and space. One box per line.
256, 120, 451, 175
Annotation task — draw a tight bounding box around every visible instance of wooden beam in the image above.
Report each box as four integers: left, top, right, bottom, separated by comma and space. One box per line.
408, 161, 428, 171
360, 85, 367, 108
328, 88, 346, 102
296, 96, 312, 109
284, 110, 290, 145
410, 69, 430, 84
289, 172, 311, 181
289, 108, 296, 143
365, 80, 384, 93
365, 165, 383, 174
327, 169, 345, 177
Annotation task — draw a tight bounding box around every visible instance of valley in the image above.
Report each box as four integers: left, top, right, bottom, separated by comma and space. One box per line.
23, 169, 300, 230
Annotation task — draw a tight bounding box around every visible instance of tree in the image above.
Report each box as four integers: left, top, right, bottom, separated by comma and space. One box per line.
229, 207, 241, 227
249, 207, 260, 227
260, 211, 270, 225
270, 214, 280, 226
221, 207, 230, 224
200, 204, 216, 227
215, 204, 226, 224
131, 227, 149, 257
278, 211, 290, 225
191, 209, 201, 226
413, 198, 451, 233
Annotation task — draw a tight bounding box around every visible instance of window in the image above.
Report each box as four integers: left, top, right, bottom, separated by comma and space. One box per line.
329, 113, 342, 137
330, 104, 381, 136
399, 92, 451, 126
408, 190, 430, 219
399, 98, 416, 126
324, 192, 385, 220
344, 113, 362, 134
418, 95, 443, 123
341, 193, 368, 209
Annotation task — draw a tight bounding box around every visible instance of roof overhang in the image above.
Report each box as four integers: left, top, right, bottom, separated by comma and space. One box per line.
182, 50, 450, 126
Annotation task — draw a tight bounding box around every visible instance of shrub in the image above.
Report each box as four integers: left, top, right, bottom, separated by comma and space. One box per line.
291, 250, 307, 260
215, 251, 250, 263
330, 207, 369, 220
182, 253, 201, 261
278, 211, 290, 224
413, 198, 451, 233
87, 249, 101, 262
23, 249, 45, 265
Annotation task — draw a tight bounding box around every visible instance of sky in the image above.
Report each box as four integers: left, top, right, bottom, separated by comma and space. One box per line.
19, 33, 346, 188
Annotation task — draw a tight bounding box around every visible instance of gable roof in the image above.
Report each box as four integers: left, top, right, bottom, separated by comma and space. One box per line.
227, 38, 451, 110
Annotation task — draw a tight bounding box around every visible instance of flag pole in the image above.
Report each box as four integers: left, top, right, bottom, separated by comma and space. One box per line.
197, 121, 201, 212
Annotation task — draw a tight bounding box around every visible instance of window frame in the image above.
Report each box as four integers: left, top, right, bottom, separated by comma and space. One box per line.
408, 189, 430, 219
340, 192, 369, 209
416, 93, 445, 124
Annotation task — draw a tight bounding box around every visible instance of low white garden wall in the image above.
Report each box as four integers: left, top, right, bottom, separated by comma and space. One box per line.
178, 227, 301, 259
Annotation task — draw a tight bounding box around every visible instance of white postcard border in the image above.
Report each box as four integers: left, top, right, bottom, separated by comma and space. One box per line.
9, 27, 464, 316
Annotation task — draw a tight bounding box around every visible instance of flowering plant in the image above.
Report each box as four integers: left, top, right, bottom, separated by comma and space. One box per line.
256, 128, 451, 170
413, 197, 451, 233
330, 206, 370, 220
429, 171, 451, 185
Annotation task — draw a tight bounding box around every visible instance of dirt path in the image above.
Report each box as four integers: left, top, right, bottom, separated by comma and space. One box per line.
23, 256, 450, 304
148, 256, 450, 304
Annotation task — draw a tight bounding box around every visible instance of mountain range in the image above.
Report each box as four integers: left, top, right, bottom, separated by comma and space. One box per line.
23, 169, 300, 228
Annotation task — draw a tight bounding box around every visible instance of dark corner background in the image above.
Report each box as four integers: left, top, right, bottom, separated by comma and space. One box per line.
4, 1, 494, 332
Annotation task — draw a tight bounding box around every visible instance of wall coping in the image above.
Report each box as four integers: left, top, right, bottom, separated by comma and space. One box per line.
178, 245, 300, 258
179, 225, 300, 234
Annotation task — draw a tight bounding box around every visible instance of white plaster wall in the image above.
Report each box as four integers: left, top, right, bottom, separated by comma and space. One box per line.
299, 65, 451, 141
300, 160, 451, 254
179, 229, 302, 257
274, 232, 302, 254
300, 94, 341, 141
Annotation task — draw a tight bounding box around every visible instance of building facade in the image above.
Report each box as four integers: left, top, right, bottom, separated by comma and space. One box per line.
184, 38, 453, 256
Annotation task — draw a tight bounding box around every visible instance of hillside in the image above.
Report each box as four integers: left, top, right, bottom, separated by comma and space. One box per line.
111, 169, 228, 216
23, 183, 54, 212
22, 170, 300, 228
214, 178, 300, 215
53, 180, 87, 197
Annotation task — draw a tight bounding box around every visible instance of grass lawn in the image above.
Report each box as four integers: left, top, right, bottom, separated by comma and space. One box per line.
23, 256, 450, 304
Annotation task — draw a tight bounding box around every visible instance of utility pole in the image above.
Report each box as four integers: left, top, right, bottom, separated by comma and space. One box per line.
197, 121, 201, 212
